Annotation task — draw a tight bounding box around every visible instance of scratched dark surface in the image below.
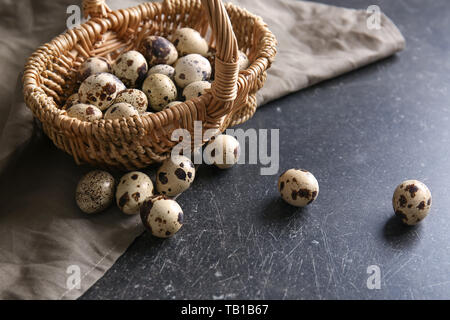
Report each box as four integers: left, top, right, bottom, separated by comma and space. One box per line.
81, 0, 450, 300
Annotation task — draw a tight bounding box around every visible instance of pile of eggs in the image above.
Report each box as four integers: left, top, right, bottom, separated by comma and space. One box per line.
75, 134, 241, 238
64, 28, 250, 120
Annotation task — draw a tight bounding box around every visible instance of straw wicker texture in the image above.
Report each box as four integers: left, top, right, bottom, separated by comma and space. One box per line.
22, 0, 277, 170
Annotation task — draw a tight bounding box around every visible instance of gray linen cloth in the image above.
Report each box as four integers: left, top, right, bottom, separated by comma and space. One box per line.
0, 0, 405, 299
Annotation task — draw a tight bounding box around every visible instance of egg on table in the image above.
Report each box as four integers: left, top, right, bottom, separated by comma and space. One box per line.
140, 195, 184, 238
140, 35, 178, 66
116, 171, 154, 215
156, 155, 196, 197
204, 134, 240, 169
174, 54, 212, 88
67, 103, 103, 121
182, 80, 211, 100
76, 170, 115, 214
171, 27, 209, 57
104, 102, 139, 120
278, 169, 319, 207
392, 180, 432, 225
78, 57, 111, 82
142, 73, 177, 111
113, 89, 148, 113
147, 64, 175, 80
112, 50, 148, 88
78, 73, 126, 110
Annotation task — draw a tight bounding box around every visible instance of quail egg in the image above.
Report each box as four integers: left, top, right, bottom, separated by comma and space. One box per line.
76, 170, 115, 214
165, 101, 182, 109
104, 102, 139, 120
182, 81, 211, 100
174, 54, 212, 88
78, 73, 126, 110
278, 169, 319, 207
156, 155, 196, 197
204, 134, 240, 169
147, 64, 175, 80
63, 93, 81, 110
139, 35, 178, 66
238, 50, 250, 71
113, 89, 148, 113
171, 27, 209, 57
112, 50, 148, 88
78, 57, 111, 82
140, 195, 183, 238
393, 180, 432, 225
67, 103, 103, 121
142, 73, 177, 111
116, 171, 154, 215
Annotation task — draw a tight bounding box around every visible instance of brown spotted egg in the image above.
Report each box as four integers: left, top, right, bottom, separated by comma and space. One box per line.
204, 134, 240, 169
104, 102, 139, 120
171, 27, 209, 57
140, 195, 183, 238
76, 170, 115, 214
67, 103, 103, 121
183, 81, 211, 100
112, 50, 148, 88
393, 180, 432, 226
148, 64, 175, 80
78, 73, 126, 110
156, 155, 195, 197
63, 93, 81, 110
278, 169, 319, 207
238, 50, 250, 71
142, 74, 177, 111
140, 36, 178, 66
116, 171, 154, 215
78, 57, 111, 82
174, 54, 212, 88
113, 89, 148, 113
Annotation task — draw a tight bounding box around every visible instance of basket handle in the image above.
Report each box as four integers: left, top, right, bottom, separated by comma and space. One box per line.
82, 0, 111, 19
82, 0, 240, 112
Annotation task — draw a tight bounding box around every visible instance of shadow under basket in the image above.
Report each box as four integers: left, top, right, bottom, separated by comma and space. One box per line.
22, 0, 277, 170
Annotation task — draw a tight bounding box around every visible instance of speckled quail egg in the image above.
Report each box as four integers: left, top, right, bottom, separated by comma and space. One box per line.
165, 101, 182, 109
278, 169, 319, 207
140, 36, 178, 66
238, 50, 250, 71
113, 89, 148, 113
171, 27, 209, 57
140, 195, 183, 238
147, 64, 175, 80
76, 170, 115, 214
174, 54, 212, 88
116, 171, 154, 215
78, 73, 126, 110
183, 81, 211, 100
67, 103, 103, 121
156, 155, 195, 197
142, 74, 177, 111
112, 50, 148, 88
78, 57, 111, 82
104, 102, 139, 120
393, 180, 432, 226
63, 93, 81, 110
204, 134, 240, 169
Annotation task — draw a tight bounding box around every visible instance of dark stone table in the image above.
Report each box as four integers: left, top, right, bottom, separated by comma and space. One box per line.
81, 0, 450, 299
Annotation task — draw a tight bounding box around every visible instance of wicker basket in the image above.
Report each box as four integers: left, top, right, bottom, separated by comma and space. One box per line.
23, 0, 277, 170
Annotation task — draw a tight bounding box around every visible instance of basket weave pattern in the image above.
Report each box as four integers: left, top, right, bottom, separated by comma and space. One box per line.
23, 0, 277, 170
